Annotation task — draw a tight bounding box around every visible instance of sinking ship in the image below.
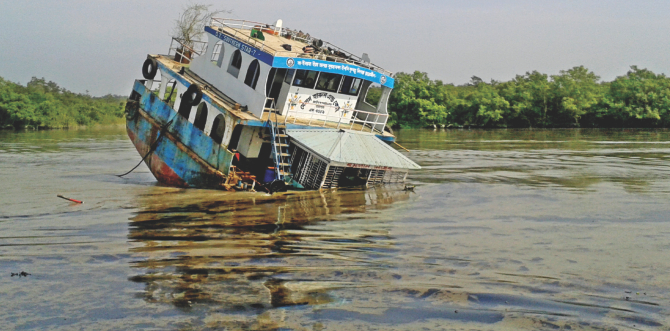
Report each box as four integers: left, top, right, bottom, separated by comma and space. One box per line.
124, 18, 420, 192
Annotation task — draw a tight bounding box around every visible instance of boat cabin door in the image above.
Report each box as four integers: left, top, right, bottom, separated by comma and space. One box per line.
265, 68, 288, 109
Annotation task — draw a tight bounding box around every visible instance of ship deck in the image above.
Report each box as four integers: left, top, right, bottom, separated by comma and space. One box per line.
208, 21, 392, 76
213, 25, 310, 57
259, 111, 394, 139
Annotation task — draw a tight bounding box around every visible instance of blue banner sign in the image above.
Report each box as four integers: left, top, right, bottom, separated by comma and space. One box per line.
273, 57, 394, 88
205, 26, 274, 66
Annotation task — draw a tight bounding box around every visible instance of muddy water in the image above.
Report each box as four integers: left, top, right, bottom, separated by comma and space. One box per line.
1, 126, 670, 330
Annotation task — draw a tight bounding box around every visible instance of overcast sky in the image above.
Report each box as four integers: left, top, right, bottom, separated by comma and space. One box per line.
1, 0, 669, 96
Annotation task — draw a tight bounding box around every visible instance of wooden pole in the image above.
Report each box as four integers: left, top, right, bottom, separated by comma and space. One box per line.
394, 141, 411, 153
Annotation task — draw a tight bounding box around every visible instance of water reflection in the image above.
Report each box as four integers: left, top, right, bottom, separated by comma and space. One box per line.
4, 126, 670, 329
399, 128, 670, 194
127, 187, 409, 312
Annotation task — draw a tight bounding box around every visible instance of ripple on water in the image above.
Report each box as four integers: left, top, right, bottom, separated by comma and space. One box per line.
2, 127, 670, 329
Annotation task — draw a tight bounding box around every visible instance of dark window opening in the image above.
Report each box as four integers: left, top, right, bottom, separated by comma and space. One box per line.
266, 68, 287, 107
178, 96, 192, 118
227, 50, 242, 78
244, 59, 261, 89
266, 68, 277, 96
339, 76, 363, 96
210, 114, 226, 144
338, 167, 370, 187
364, 83, 382, 107
194, 102, 208, 131
228, 124, 244, 151
284, 69, 295, 84
292, 69, 318, 89
315, 72, 342, 92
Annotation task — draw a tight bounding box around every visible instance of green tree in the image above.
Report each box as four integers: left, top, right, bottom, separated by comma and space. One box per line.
550, 66, 603, 127
598, 66, 670, 127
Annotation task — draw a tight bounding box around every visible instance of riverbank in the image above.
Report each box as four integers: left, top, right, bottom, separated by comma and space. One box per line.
387, 66, 670, 129
0, 76, 126, 129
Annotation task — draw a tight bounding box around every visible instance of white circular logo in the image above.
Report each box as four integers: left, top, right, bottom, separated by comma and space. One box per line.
380, 75, 387, 84
286, 58, 295, 68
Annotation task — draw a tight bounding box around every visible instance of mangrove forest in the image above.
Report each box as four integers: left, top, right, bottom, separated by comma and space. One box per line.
387, 66, 670, 128
2, 65, 669, 130
0, 76, 125, 129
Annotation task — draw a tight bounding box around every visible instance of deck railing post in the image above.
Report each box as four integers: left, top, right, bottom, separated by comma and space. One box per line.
362, 113, 370, 131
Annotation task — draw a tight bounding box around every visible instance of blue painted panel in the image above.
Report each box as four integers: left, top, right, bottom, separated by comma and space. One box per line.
133, 81, 235, 181
272, 57, 394, 88
205, 26, 274, 66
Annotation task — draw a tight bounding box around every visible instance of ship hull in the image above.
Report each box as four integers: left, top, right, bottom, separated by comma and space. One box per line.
125, 81, 234, 188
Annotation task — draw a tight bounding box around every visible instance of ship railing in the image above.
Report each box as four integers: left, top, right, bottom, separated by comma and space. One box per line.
210, 18, 278, 53
140, 78, 163, 94
284, 102, 388, 134
262, 97, 277, 116
168, 38, 208, 64
209, 18, 393, 77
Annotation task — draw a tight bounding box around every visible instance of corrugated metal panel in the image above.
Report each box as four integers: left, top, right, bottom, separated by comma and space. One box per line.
286, 129, 421, 170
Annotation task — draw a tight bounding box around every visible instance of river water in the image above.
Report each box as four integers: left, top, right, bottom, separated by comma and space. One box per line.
1, 126, 670, 330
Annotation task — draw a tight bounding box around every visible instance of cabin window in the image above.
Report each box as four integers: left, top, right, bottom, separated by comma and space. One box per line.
211, 41, 224, 67
339, 76, 363, 96
210, 114, 226, 144
284, 69, 295, 84
244, 60, 261, 89
228, 125, 244, 151
315, 72, 342, 92
194, 102, 208, 131
364, 83, 382, 106
266, 68, 287, 107
178, 96, 192, 118
292, 69, 317, 89
227, 50, 242, 78
266, 68, 276, 95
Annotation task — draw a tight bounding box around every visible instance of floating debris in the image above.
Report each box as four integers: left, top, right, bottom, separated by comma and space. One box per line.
57, 194, 83, 204
11, 271, 31, 277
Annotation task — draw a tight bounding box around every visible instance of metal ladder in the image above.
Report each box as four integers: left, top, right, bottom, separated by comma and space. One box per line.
266, 99, 292, 181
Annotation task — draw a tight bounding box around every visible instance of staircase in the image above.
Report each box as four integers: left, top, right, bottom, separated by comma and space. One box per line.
266, 99, 292, 181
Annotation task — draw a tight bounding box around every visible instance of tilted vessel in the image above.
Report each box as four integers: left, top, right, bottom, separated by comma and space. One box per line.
124, 18, 420, 191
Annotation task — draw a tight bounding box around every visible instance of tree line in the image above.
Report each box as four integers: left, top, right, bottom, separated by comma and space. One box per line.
386, 66, 670, 128
3, 65, 668, 130
0, 76, 126, 129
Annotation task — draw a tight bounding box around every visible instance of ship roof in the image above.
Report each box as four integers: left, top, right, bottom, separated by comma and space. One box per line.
287, 129, 420, 170
207, 18, 393, 79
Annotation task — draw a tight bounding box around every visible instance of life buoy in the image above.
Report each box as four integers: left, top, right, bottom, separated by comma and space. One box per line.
142, 58, 158, 80
184, 84, 203, 106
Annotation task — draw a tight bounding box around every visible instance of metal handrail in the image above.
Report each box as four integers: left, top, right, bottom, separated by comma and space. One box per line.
264, 97, 292, 181
284, 102, 388, 134
168, 38, 208, 63
209, 17, 393, 77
